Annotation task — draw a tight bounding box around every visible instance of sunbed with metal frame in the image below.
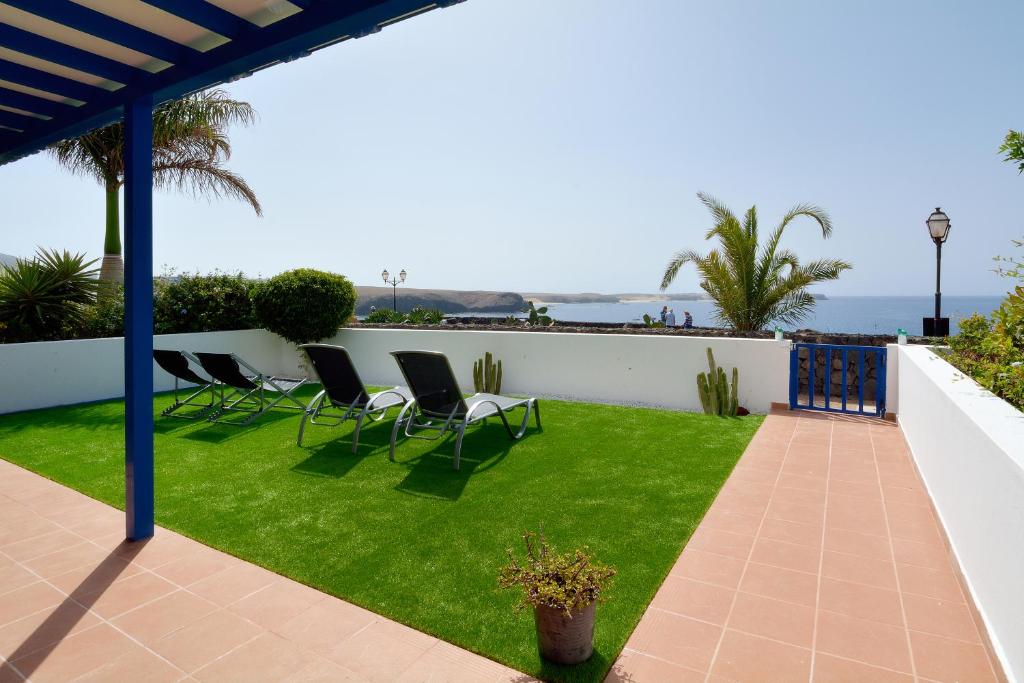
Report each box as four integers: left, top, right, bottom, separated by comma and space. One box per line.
388, 350, 541, 470
193, 352, 307, 425
152, 350, 217, 418
297, 344, 412, 451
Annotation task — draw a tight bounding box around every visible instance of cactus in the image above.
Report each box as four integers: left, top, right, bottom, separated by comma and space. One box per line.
696, 347, 739, 416
473, 351, 502, 394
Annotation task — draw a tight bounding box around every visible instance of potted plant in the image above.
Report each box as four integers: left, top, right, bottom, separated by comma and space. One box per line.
498, 529, 615, 665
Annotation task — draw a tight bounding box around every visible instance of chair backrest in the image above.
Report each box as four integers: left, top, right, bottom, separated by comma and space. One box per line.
300, 344, 368, 407
153, 350, 210, 385
194, 353, 258, 391
391, 351, 467, 419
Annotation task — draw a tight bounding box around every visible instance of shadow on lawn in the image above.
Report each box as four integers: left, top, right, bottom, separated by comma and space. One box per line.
178, 409, 297, 444
392, 429, 518, 501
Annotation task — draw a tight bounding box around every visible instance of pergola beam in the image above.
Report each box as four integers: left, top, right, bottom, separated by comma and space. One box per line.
1, 0, 196, 65
138, 0, 255, 41
0, 24, 144, 85
0, 85, 78, 118
0, 59, 107, 102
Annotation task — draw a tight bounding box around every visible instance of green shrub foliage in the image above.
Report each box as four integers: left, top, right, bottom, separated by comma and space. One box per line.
364, 307, 403, 324
153, 271, 256, 334
498, 529, 615, 615
80, 286, 125, 338
252, 268, 356, 344
946, 285, 1024, 411
0, 248, 99, 342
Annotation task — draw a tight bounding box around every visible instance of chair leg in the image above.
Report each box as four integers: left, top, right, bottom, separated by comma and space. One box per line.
533, 399, 542, 429
351, 412, 366, 454
297, 410, 310, 446
453, 422, 467, 471
389, 400, 416, 462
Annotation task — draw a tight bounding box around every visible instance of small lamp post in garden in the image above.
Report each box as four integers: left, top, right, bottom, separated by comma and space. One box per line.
382, 268, 407, 311
923, 207, 952, 337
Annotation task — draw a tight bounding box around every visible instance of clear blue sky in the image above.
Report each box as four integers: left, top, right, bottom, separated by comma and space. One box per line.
2, 0, 1022, 295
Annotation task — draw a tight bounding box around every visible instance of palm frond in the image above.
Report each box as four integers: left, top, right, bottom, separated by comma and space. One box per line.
153, 158, 262, 215
660, 249, 704, 291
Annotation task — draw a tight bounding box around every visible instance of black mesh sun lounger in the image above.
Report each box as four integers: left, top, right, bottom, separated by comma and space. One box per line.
296, 344, 412, 452
194, 352, 308, 425
388, 350, 541, 470
152, 350, 217, 418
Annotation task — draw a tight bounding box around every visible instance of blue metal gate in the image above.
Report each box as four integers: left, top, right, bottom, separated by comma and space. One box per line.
789, 344, 887, 417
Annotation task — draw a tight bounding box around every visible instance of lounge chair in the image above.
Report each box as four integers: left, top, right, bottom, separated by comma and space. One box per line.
194, 352, 308, 425
388, 350, 541, 470
297, 344, 413, 451
152, 350, 217, 418
149, 350, 216, 419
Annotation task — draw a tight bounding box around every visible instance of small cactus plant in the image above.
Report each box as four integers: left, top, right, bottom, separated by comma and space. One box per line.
525, 301, 554, 327
473, 351, 502, 394
697, 348, 739, 416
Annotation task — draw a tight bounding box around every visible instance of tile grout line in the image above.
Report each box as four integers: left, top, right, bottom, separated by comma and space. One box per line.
869, 420, 919, 682
807, 415, 836, 682
702, 412, 801, 683
0, 545, 193, 682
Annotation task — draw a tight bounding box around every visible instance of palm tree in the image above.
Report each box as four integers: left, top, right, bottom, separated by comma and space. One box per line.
50, 89, 262, 284
661, 192, 852, 331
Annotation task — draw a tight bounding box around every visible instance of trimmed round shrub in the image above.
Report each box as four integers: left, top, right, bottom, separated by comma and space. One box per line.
251, 268, 356, 344
154, 271, 256, 334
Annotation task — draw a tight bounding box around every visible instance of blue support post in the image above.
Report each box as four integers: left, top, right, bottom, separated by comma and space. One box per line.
841, 348, 848, 412
788, 345, 798, 409
124, 95, 154, 541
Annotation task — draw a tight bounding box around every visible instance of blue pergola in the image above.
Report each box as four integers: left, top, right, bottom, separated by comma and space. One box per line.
0, 0, 463, 541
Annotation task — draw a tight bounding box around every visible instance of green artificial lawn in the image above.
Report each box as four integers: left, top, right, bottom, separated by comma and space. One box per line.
0, 387, 762, 682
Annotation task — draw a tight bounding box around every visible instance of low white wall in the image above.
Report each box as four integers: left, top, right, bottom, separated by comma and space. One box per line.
896, 345, 1024, 681
0, 329, 288, 415
325, 328, 792, 412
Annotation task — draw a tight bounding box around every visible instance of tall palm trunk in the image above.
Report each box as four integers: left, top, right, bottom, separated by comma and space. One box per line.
100, 181, 123, 284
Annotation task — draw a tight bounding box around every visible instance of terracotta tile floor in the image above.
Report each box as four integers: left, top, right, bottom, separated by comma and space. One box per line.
0, 459, 526, 683
605, 409, 1005, 683
0, 409, 1008, 682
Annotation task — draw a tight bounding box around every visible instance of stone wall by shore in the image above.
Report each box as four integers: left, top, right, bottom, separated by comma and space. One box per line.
352, 318, 935, 347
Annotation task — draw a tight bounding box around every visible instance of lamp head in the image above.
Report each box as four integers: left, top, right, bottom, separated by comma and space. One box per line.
382, 269, 389, 282
926, 207, 951, 243
399, 269, 407, 283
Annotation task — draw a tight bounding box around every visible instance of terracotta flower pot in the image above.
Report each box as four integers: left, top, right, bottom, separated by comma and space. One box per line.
533, 602, 596, 665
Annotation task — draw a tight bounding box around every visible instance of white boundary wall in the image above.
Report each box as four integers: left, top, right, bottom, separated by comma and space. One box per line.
895, 345, 1024, 681
0, 328, 792, 415
0, 330, 292, 414
324, 328, 791, 412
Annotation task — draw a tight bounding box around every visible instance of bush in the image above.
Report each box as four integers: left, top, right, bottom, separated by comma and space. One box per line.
365, 307, 403, 324
153, 271, 256, 334
0, 248, 99, 343
946, 286, 1024, 411
252, 268, 356, 344
364, 306, 445, 325
79, 286, 125, 338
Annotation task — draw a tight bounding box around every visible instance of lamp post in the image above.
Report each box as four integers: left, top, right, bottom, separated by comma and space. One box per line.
382, 268, 406, 311
923, 208, 951, 337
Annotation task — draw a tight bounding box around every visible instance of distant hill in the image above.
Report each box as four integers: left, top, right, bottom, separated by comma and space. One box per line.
521, 292, 708, 304
0, 253, 18, 268
355, 286, 524, 314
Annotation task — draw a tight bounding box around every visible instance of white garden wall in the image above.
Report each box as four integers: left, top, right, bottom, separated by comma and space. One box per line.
323, 328, 791, 412
0, 329, 289, 414
0, 328, 792, 415
895, 345, 1024, 682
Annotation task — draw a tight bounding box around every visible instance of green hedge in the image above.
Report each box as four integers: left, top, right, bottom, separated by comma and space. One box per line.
153, 272, 256, 334
945, 284, 1024, 411
251, 268, 356, 344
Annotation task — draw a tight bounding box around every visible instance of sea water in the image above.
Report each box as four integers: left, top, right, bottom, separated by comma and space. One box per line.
530, 296, 1004, 335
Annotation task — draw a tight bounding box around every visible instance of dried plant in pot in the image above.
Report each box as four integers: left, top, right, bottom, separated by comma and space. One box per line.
498, 529, 615, 665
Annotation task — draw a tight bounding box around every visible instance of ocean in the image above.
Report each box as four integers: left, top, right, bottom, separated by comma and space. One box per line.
528, 296, 1005, 336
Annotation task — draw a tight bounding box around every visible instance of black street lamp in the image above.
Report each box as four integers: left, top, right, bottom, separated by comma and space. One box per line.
382, 268, 406, 311
923, 208, 951, 337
